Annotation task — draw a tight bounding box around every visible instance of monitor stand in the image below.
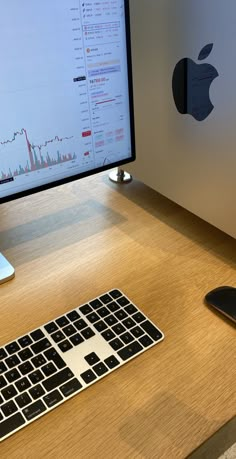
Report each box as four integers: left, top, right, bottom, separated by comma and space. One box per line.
109, 167, 132, 183
0, 253, 15, 284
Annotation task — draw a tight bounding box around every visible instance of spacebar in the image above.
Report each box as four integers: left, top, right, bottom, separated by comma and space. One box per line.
0, 413, 25, 439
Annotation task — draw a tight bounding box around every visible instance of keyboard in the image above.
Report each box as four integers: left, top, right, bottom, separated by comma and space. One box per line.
0, 289, 164, 442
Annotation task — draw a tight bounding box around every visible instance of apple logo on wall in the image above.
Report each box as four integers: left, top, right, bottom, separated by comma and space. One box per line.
172, 44, 219, 121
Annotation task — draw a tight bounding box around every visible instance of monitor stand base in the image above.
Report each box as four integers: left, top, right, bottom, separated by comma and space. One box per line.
109, 167, 132, 183
0, 253, 15, 284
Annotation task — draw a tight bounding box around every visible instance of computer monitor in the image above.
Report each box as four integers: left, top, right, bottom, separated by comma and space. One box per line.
0, 0, 135, 283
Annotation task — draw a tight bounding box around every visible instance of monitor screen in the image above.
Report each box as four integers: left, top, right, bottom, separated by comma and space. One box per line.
0, 0, 135, 203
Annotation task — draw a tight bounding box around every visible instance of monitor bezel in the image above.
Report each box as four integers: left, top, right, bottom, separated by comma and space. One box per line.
0, 0, 135, 204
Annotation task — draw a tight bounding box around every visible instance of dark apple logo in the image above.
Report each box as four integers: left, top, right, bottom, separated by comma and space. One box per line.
172, 44, 219, 121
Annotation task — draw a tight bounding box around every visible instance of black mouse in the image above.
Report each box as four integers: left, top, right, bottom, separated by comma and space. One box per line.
205, 286, 236, 323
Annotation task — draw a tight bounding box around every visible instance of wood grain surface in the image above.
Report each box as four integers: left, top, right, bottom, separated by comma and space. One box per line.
0, 171, 235, 458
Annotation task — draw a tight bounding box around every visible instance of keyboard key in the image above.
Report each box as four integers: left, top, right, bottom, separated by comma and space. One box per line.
18, 348, 33, 361
60, 378, 82, 397
18, 335, 33, 348
44, 322, 58, 334
87, 312, 100, 323
74, 318, 87, 331
19, 361, 34, 375
15, 392, 32, 409
56, 316, 69, 328
51, 331, 65, 343
141, 320, 163, 341
41, 363, 57, 377
124, 304, 138, 315
67, 310, 80, 322
44, 348, 66, 369
5, 369, 21, 383
114, 309, 128, 321
97, 306, 110, 318
29, 384, 46, 400
101, 330, 116, 342
6, 341, 20, 355
28, 370, 44, 385
31, 338, 51, 354
120, 332, 134, 345
104, 355, 120, 369
93, 362, 108, 377
42, 368, 74, 392
5, 355, 20, 369
109, 338, 124, 351
62, 325, 76, 337
2, 385, 17, 401
0, 376, 7, 389
30, 329, 45, 341
90, 299, 102, 309
139, 335, 153, 348
107, 302, 120, 313
80, 369, 97, 384
79, 304, 92, 315
84, 352, 100, 366
109, 289, 122, 299
0, 348, 7, 360
118, 341, 143, 361
15, 377, 31, 392
2, 400, 18, 417
94, 320, 107, 332
0, 362, 7, 374
58, 340, 73, 353
104, 315, 118, 326
112, 324, 126, 336
43, 389, 63, 408
122, 318, 136, 329
117, 296, 130, 307
81, 328, 95, 340
133, 312, 146, 324
23, 400, 47, 421
70, 333, 84, 346
130, 326, 144, 338
0, 413, 25, 440
31, 354, 47, 368
99, 294, 112, 304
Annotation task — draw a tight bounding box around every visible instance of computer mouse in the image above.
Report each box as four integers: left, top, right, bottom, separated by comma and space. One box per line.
205, 286, 236, 323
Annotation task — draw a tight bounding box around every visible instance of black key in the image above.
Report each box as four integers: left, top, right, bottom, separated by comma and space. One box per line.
18, 348, 33, 361
30, 329, 45, 341
94, 320, 107, 332
0, 362, 7, 374
31, 338, 51, 354
42, 368, 74, 392
0, 395, 3, 405
97, 306, 110, 318
58, 340, 73, 353
19, 361, 34, 375
81, 327, 95, 340
2, 384, 17, 401
60, 378, 82, 397
44, 322, 58, 334
0, 376, 7, 389
5, 355, 20, 369
29, 384, 46, 400
62, 324, 76, 337
130, 326, 144, 338
41, 362, 57, 377
87, 312, 100, 323
100, 294, 112, 304
15, 377, 31, 392
107, 302, 120, 313
31, 354, 47, 368
133, 312, 146, 324
141, 320, 163, 341
139, 335, 153, 347
6, 341, 20, 355
112, 324, 126, 335
120, 332, 134, 345
93, 362, 108, 377
43, 389, 63, 408
122, 318, 136, 329
104, 315, 118, 326
5, 368, 21, 383
109, 338, 124, 351
28, 370, 44, 384
56, 316, 69, 328
80, 304, 92, 315
0, 348, 7, 360
109, 289, 122, 299
51, 331, 65, 343
1, 400, 18, 417
70, 333, 84, 346
18, 335, 33, 348
80, 369, 97, 384
118, 341, 143, 361
124, 304, 138, 315
74, 318, 87, 331
117, 296, 130, 307
44, 348, 66, 369
23, 400, 47, 421
101, 330, 116, 341
0, 413, 25, 440
90, 299, 102, 309
84, 352, 100, 366
15, 392, 32, 409
104, 355, 120, 369
114, 309, 128, 320
67, 310, 80, 321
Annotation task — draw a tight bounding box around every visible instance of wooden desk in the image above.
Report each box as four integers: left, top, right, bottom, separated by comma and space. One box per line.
0, 172, 235, 458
